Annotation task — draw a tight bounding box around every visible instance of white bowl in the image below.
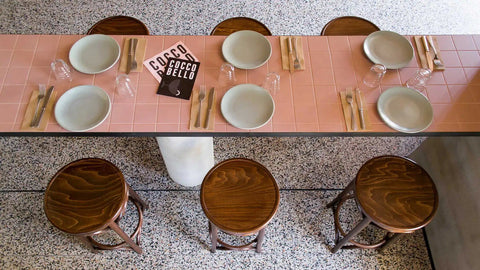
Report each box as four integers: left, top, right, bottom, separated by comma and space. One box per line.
55, 85, 111, 132
69, 34, 120, 74
221, 84, 275, 130
222, 30, 272, 69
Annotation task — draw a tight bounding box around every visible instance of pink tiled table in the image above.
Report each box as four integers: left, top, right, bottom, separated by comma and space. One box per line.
0, 34, 479, 135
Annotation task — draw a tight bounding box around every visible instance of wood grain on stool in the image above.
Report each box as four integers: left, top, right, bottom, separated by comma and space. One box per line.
44, 158, 128, 235
211, 17, 271, 36
87, 16, 149, 35
355, 156, 438, 233
321, 16, 379, 36
201, 158, 279, 235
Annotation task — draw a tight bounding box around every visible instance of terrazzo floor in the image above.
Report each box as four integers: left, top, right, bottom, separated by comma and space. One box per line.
2, 0, 479, 269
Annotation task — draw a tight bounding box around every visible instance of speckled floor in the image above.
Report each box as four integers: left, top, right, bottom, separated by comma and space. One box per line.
2, 0, 478, 269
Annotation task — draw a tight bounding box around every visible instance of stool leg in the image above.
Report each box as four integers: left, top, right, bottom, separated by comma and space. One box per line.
79, 236, 100, 253
327, 180, 355, 208
379, 233, 402, 253
256, 228, 266, 253
332, 216, 371, 253
109, 221, 143, 254
127, 185, 149, 210
209, 221, 218, 253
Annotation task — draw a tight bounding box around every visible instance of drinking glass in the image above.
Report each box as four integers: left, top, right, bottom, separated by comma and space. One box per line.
362, 64, 386, 88
51, 59, 73, 81
262, 72, 280, 95
217, 63, 236, 89
116, 74, 136, 97
405, 68, 432, 93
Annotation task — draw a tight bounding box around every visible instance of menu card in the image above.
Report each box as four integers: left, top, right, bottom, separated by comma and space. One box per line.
157, 58, 200, 100
143, 41, 199, 85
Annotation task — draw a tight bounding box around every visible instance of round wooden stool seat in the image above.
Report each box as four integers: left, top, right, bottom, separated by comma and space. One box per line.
321, 16, 379, 36
211, 17, 271, 36
44, 158, 148, 254
87, 16, 149, 35
327, 155, 438, 253
200, 158, 280, 252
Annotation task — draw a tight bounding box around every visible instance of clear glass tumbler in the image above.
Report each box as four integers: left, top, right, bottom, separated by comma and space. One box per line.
116, 74, 136, 97
217, 63, 236, 89
405, 68, 432, 93
262, 72, 280, 95
362, 64, 386, 88
50, 59, 73, 81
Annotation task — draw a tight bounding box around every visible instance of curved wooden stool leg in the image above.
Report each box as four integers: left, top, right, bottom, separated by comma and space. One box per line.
326, 180, 355, 208
332, 216, 371, 253
128, 185, 149, 211
109, 221, 143, 254
209, 221, 218, 253
256, 228, 266, 253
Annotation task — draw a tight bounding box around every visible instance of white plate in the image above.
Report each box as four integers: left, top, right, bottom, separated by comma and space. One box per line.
363, 31, 414, 69
222, 30, 272, 69
69, 34, 120, 74
221, 84, 275, 130
377, 87, 433, 133
55, 85, 111, 132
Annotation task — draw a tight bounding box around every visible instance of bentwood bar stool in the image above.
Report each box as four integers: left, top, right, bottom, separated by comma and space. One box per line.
326, 155, 438, 253
87, 15, 150, 35
200, 158, 280, 253
321, 16, 379, 36
44, 158, 148, 254
211, 17, 271, 36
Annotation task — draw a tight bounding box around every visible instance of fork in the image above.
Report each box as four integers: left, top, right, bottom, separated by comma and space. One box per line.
30, 84, 46, 127
292, 37, 301, 70
427, 36, 443, 67
194, 85, 206, 128
130, 38, 139, 71
345, 88, 357, 131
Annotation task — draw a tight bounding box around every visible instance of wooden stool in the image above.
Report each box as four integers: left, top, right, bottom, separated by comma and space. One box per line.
321, 16, 379, 36
44, 158, 148, 254
87, 16, 150, 35
200, 158, 280, 253
211, 17, 271, 36
326, 155, 438, 253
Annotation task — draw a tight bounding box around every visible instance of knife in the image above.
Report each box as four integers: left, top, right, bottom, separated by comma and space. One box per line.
355, 88, 366, 130
204, 87, 215, 128
31, 85, 54, 127
422, 36, 434, 70
287, 37, 295, 73
126, 38, 135, 74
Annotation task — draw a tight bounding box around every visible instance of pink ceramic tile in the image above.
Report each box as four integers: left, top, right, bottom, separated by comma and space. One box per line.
138, 69, 158, 85
273, 122, 296, 132
443, 68, 468, 85
454, 104, 480, 122
436, 35, 455, 51
431, 104, 457, 123
362, 88, 382, 104
0, 123, 13, 131
292, 84, 315, 105
441, 51, 462, 67
32, 50, 56, 66
308, 37, 329, 51
250, 122, 273, 132
37, 35, 60, 51
157, 103, 181, 124
133, 124, 156, 132
290, 68, 313, 85
144, 36, 164, 57
317, 103, 343, 124
0, 68, 6, 84
452, 35, 477, 50
204, 50, 224, 68
426, 85, 451, 104
309, 51, 332, 69
246, 65, 268, 85
311, 68, 335, 85
333, 67, 357, 89
315, 85, 337, 103
457, 51, 480, 67
0, 85, 24, 103
109, 124, 133, 132
448, 85, 474, 103
366, 103, 383, 124
331, 51, 353, 68
156, 123, 179, 132
272, 101, 294, 123
295, 123, 318, 132
164, 36, 185, 48
294, 102, 318, 123
0, 104, 19, 123
328, 36, 350, 51
4, 67, 29, 85
463, 68, 480, 85
473, 35, 480, 49
179, 102, 192, 124
458, 123, 480, 132
134, 103, 157, 124
0, 50, 13, 67
185, 36, 205, 53
93, 69, 117, 91
382, 70, 401, 85
318, 122, 345, 132
110, 103, 135, 124
428, 122, 460, 132
0, 35, 17, 50
27, 66, 50, 86
347, 36, 365, 51
205, 36, 225, 50
14, 35, 38, 50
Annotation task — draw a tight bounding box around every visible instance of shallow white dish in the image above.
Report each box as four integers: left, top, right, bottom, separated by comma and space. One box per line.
363, 31, 414, 69
377, 87, 433, 133
55, 85, 111, 132
69, 34, 120, 74
222, 30, 272, 69
221, 84, 275, 130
